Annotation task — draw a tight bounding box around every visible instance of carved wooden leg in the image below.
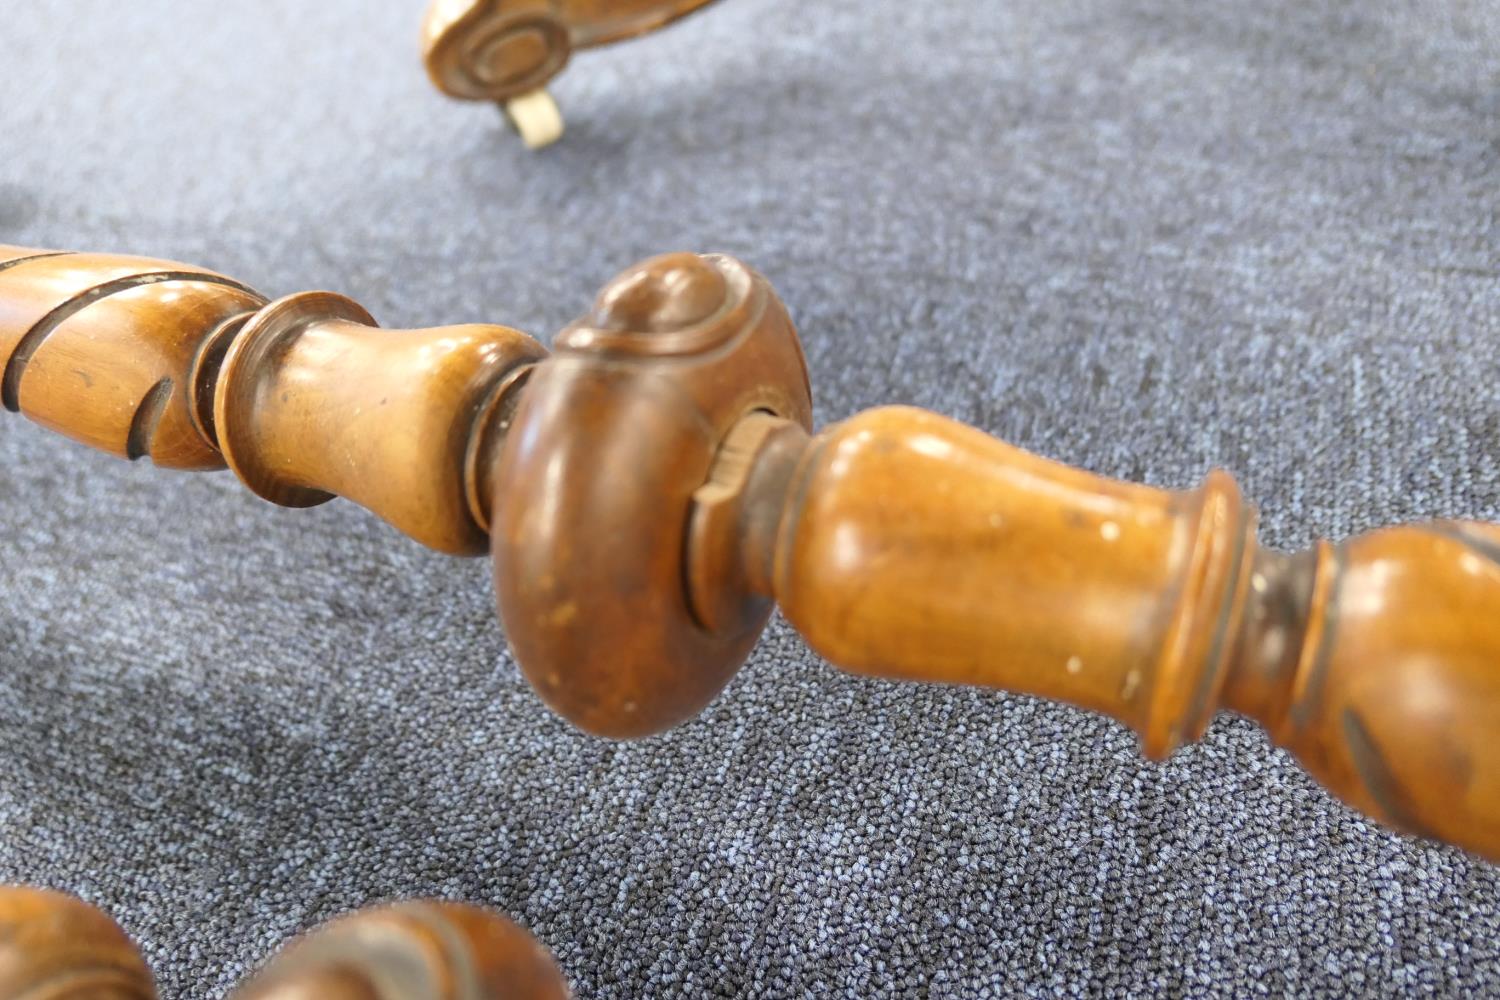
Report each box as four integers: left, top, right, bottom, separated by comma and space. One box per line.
420, 0, 724, 148
2, 242, 1497, 861
0, 887, 569, 1000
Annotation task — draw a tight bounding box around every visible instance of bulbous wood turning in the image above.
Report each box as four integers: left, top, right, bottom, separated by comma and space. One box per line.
0, 888, 569, 1000
1223, 528, 1500, 857
3, 241, 1498, 862
769, 406, 1251, 761
214, 291, 544, 554
756, 408, 1500, 858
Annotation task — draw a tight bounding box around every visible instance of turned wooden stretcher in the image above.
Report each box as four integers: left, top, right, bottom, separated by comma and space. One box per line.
1, 242, 1496, 865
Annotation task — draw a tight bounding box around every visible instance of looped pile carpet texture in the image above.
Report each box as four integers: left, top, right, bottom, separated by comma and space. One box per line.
1, 1, 1497, 995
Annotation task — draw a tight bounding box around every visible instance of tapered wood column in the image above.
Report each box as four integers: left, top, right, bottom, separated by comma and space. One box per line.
769, 406, 1252, 761
750, 407, 1500, 859
0, 245, 544, 554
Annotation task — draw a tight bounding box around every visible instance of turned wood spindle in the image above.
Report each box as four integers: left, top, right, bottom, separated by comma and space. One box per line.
2, 241, 1497, 862
0, 245, 543, 555
0, 887, 569, 1000
420, 0, 722, 147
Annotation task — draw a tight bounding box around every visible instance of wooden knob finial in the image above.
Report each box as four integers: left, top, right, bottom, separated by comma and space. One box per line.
490, 252, 813, 737
0, 886, 156, 999
3, 239, 1499, 860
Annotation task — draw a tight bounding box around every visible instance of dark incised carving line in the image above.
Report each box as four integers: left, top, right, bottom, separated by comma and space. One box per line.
125, 378, 175, 461
0, 250, 73, 275
1186, 505, 1252, 733
1289, 544, 1343, 732
1342, 707, 1428, 839
1, 271, 258, 412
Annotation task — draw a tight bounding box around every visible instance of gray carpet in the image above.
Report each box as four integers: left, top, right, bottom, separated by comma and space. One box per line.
1, 1, 1498, 996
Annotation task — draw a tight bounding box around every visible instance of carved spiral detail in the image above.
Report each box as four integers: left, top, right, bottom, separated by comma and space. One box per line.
0, 245, 266, 470
421, 0, 572, 101
0, 243, 546, 556
419, 0, 724, 103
